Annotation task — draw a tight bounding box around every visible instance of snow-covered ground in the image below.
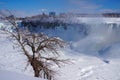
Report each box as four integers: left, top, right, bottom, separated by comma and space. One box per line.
1, 17, 120, 80
1, 33, 120, 80
0, 70, 44, 80
0, 21, 13, 32
56, 55, 120, 80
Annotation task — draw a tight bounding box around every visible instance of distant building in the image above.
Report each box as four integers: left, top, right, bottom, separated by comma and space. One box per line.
49, 12, 56, 17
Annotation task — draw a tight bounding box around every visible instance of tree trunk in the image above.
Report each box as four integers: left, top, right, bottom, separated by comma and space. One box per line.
30, 58, 40, 77
34, 69, 40, 77
32, 63, 40, 77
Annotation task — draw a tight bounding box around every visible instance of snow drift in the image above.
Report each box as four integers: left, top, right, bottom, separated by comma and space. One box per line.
0, 70, 44, 80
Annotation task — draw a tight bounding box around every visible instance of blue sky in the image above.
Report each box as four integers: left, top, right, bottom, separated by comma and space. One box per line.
0, 0, 120, 17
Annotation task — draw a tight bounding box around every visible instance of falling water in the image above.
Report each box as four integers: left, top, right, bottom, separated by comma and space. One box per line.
71, 17, 120, 58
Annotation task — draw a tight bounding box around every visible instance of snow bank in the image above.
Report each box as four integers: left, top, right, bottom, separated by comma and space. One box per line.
0, 23, 4, 28
0, 70, 45, 80
0, 21, 13, 32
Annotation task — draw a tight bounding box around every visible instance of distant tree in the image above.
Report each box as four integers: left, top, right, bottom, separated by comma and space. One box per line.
0, 10, 69, 80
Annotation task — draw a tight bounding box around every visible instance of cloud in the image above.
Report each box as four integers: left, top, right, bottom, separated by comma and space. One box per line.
67, 0, 120, 13
0, 9, 39, 17
67, 0, 102, 13
12, 10, 39, 17
99, 9, 120, 13
13, 9, 49, 17
38, 9, 48, 13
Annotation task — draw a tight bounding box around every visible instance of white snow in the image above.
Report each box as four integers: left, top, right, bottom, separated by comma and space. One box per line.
0, 70, 44, 80
0, 23, 4, 28
55, 53, 120, 80
0, 21, 13, 32
1, 17, 120, 80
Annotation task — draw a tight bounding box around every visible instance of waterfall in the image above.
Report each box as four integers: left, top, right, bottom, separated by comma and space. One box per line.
71, 17, 120, 58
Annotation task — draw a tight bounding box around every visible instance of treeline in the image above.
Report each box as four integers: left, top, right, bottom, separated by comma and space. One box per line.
21, 19, 68, 30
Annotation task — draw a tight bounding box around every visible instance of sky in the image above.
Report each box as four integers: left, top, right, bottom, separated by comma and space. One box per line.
0, 0, 120, 17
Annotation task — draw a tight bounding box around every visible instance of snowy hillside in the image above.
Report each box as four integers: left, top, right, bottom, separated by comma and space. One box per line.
0, 70, 44, 80
1, 32, 120, 80
1, 17, 120, 80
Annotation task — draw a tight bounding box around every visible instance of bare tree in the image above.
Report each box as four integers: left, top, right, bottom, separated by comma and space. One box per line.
0, 11, 69, 80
